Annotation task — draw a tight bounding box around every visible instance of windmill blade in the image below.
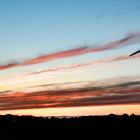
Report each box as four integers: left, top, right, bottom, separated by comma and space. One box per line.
130, 50, 140, 56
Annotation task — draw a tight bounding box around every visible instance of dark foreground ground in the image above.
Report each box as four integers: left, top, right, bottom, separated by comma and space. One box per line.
0, 114, 140, 138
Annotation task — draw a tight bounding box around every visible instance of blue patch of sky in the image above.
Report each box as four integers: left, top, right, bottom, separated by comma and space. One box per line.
0, 0, 140, 70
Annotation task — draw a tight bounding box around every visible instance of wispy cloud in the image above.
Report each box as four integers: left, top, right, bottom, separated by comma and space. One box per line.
0, 90, 13, 94
0, 30, 140, 71
0, 53, 139, 94
28, 54, 140, 76
0, 63, 18, 70
0, 78, 140, 110
0, 53, 139, 88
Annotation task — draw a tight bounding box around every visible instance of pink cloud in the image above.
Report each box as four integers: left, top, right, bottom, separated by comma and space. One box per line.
0, 31, 140, 71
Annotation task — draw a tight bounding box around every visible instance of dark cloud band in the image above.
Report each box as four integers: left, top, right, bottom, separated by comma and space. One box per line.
0, 80, 140, 110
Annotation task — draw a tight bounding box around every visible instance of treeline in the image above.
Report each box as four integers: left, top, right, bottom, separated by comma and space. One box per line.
0, 114, 140, 137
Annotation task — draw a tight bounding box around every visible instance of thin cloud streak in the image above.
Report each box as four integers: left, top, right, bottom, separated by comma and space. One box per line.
29, 54, 140, 76
0, 54, 139, 87
0, 31, 140, 71
0, 63, 18, 70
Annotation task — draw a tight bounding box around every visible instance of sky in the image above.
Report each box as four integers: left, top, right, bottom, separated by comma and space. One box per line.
0, 0, 140, 116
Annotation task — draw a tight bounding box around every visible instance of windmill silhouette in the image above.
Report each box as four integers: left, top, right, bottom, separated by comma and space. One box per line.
130, 50, 140, 56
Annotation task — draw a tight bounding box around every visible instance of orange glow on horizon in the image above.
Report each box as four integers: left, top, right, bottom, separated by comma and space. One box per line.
0, 104, 140, 116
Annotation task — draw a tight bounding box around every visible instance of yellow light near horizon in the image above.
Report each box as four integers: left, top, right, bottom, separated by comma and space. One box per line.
0, 104, 140, 116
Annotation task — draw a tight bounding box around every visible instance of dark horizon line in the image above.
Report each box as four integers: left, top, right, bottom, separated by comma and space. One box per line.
1, 113, 139, 118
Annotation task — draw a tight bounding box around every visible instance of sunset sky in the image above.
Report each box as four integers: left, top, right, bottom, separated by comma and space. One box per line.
0, 0, 140, 116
